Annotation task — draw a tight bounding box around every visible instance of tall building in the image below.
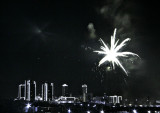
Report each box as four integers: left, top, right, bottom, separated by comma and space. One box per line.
42, 83, 48, 101
26, 80, 36, 101
17, 80, 36, 101
18, 84, 26, 100
42, 82, 54, 101
48, 83, 54, 101
62, 84, 68, 97
82, 84, 87, 102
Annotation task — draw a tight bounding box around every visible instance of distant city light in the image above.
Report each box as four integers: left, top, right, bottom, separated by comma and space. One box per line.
100, 110, 104, 113
26, 103, 31, 108
62, 84, 68, 87
93, 104, 96, 107
68, 108, 71, 113
133, 109, 137, 113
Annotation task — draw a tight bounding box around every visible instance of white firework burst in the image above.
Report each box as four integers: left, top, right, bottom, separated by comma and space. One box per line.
94, 28, 139, 75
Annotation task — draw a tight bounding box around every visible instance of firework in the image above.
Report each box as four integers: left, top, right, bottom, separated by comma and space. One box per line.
94, 28, 139, 75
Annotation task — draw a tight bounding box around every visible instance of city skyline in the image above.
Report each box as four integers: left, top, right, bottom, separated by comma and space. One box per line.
17, 79, 123, 104
14, 79, 160, 113
17, 80, 91, 99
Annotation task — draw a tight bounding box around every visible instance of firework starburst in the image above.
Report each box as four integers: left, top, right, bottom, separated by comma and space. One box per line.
94, 28, 139, 75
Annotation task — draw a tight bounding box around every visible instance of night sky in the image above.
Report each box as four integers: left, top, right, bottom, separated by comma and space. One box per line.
0, 0, 160, 99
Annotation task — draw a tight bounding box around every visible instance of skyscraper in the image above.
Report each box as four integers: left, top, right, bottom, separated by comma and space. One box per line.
26, 80, 36, 101
62, 84, 68, 97
42, 83, 48, 101
42, 82, 54, 101
48, 83, 54, 101
17, 80, 36, 101
82, 84, 87, 102
18, 84, 26, 100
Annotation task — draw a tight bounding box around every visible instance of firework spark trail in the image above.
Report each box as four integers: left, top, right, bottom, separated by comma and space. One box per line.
94, 28, 139, 76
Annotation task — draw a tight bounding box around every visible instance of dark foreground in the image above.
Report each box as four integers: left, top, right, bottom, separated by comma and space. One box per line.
1, 99, 160, 113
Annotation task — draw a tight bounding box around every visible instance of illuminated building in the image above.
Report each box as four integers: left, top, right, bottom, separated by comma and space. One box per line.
82, 84, 87, 102
18, 80, 36, 101
26, 80, 36, 101
18, 84, 26, 100
42, 83, 48, 101
48, 83, 54, 101
56, 96, 76, 104
62, 84, 68, 96
42, 82, 54, 101
109, 95, 122, 104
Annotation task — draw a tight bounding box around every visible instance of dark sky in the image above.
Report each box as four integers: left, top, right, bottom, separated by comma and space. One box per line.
0, 0, 160, 99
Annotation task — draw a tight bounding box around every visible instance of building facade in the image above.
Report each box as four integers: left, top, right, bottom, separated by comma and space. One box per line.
26, 80, 36, 101
62, 84, 68, 97
18, 80, 36, 101
82, 84, 87, 102
42, 82, 54, 101
18, 84, 26, 100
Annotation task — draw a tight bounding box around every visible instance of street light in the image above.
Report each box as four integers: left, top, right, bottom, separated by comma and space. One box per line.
26, 103, 31, 108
